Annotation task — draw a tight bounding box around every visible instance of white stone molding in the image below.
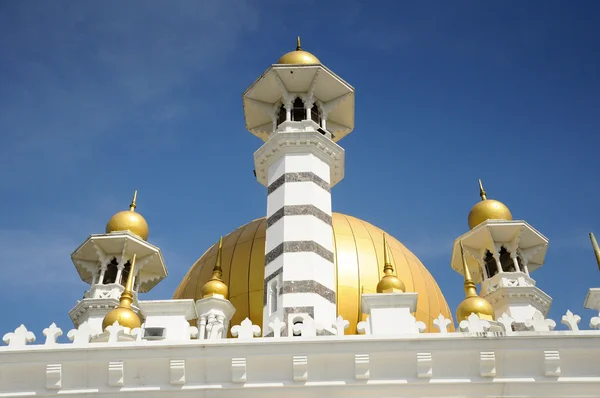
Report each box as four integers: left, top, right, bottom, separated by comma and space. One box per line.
196, 296, 235, 340
524, 312, 556, 332
108, 361, 124, 387
433, 314, 452, 333
591, 316, 600, 329
131, 327, 143, 342
358, 293, 425, 335
67, 321, 96, 346
292, 355, 308, 382
287, 313, 321, 337
416, 352, 432, 379
45, 364, 61, 390
253, 130, 345, 187
2, 325, 35, 347
459, 313, 491, 333
169, 359, 186, 385
231, 357, 247, 383
231, 318, 261, 339
42, 323, 63, 345
332, 316, 350, 336
268, 317, 286, 337
354, 354, 370, 380
544, 350, 561, 376
479, 351, 496, 377
561, 310, 581, 331
497, 313, 516, 333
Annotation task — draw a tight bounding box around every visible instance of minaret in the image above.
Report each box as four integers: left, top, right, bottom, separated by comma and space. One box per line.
456, 242, 494, 322
450, 180, 551, 328
195, 237, 236, 340
102, 254, 141, 331
243, 38, 355, 335
69, 191, 168, 334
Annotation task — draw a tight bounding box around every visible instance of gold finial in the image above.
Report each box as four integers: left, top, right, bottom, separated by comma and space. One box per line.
478, 179, 487, 201
296, 36, 302, 51
456, 242, 495, 322
590, 233, 600, 271
202, 236, 229, 299
468, 179, 512, 229
277, 36, 320, 64
106, 190, 149, 240
129, 190, 138, 211
102, 254, 142, 331
376, 234, 406, 293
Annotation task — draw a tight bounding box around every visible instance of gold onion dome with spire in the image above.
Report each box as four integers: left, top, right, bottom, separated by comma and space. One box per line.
456, 242, 494, 322
201, 236, 229, 299
467, 179, 513, 229
277, 36, 321, 65
102, 254, 142, 330
106, 190, 149, 240
376, 234, 406, 293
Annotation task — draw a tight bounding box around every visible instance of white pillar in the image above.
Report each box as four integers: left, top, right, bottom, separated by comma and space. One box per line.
257, 131, 343, 336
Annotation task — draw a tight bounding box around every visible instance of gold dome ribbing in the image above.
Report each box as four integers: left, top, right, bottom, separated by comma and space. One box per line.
173, 213, 454, 333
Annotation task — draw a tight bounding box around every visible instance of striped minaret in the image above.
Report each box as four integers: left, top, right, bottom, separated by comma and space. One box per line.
242, 38, 355, 336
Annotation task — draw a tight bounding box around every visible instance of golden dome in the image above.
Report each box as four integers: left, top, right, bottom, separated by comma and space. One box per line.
173, 213, 454, 333
468, 179, 512, 229
201, 237, 229, 299
106, 191, 149, 240
103, 254, 142, 331
376, 234, 406, 293
277, 36, 321, 65
456, 243, 494, 322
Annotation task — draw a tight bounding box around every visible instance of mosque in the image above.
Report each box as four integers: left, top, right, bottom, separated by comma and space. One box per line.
1, 38, 600, 398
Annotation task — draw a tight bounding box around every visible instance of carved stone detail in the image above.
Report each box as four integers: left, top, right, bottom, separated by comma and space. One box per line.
46, 364, 62, 389
417, 352, 432, 379
480, 352, 496, 377
354, 354, 370, 380
170, 360, 185, 385
108, 361, 124, 387
544, 350, 561, 377
293, 355, 308, 381
231, 357, 247, 383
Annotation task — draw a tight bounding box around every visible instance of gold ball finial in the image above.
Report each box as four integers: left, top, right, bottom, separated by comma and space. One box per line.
376, 234, 406, 293
202, 237, 229, 299
467, 179, 512, 229
106, 190, 149, 240
277, 36, 321, 65
455, 242, 494, 322
102, 254, 142, 331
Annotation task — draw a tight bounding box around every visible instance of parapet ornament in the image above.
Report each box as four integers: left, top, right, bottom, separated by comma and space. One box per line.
231, 318, 261, 339
2, 325, 35, 347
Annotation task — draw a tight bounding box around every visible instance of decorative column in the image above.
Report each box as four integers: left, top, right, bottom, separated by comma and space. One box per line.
242, 39, 355, 335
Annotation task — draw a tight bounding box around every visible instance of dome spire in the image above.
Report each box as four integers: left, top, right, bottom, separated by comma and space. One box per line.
296, 36, 302, 51
478, 179, 487, 201
102, 253, 142, 331
202, 236, 229, 299
277, 36, 320, 65
456, 242, 494, 322
106, 190, 149, 240
467, 179, 513, 229
376, 234, 406, 293
590, 233, 600, 271
129, 190, 138, 211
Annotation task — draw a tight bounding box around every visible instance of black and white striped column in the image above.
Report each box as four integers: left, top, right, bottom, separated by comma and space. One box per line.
256, 132, 344, 335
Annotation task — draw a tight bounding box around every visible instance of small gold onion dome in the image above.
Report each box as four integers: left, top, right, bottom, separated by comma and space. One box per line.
201, 236, 229, 299
467, 179, 513, 229
376, 234, 406, 293
102, 254, 142, 331
277, 36, 321, 65
456, 242, 494, 322
106, 190, 149, 240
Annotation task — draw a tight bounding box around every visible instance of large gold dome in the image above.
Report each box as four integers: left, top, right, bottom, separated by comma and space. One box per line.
173, 213, 454, 333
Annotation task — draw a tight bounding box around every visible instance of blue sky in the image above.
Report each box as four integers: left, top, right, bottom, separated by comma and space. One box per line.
1, 0, 599, 338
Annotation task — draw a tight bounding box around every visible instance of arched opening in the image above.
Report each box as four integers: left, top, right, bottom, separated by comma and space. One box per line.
484, 250, 498, 278
310, 103, 321, 125
499, 246, 516, 272
291, 97, 305, 121
277, 104, 286, 126
120, 260, 132, 286
103, 258, 119, 284
269, 281, 278, 314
